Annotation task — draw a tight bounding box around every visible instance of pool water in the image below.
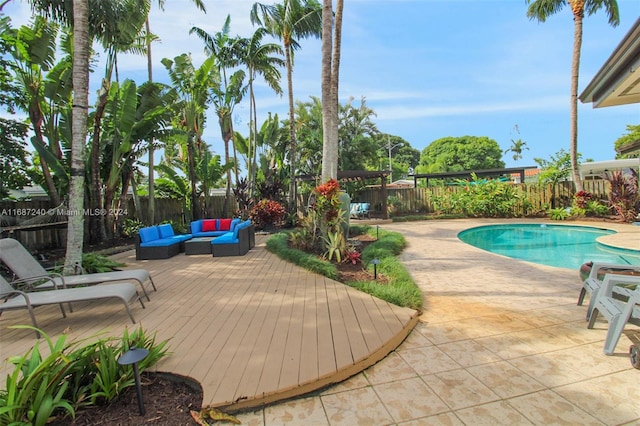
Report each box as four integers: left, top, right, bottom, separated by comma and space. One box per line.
458, 224, 640, 270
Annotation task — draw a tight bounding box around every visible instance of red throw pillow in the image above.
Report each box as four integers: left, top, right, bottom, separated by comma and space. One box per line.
219, 218, 233, 231
202, 219, 217, 232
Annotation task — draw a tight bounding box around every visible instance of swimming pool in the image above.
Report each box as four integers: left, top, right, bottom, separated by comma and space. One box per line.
458, 224, 640, 270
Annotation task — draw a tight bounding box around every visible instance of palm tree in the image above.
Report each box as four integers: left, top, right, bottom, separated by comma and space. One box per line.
191, 18, 247, 215
251, 0, 322, 212
236, 28, 284, 198
505, 124, 529, 162
526, 0, 619, 193
320, 0, 343, 182
145, 0, 205, 226
162, 53, 218, 220
88, 0, 149, 242
19, 0, 89, 273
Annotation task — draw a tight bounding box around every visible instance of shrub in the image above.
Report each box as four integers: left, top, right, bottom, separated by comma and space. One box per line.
121, 218, 144, 238
603, 170, 639, 222
249, 199, 287, 230
549, 207, 569, 220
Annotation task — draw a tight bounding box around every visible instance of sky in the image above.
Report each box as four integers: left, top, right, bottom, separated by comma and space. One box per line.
4, 0, 640, 172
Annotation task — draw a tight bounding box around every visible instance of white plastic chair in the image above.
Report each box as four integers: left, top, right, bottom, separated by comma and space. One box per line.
577, 261, 640, 321
587, 274, 640, 355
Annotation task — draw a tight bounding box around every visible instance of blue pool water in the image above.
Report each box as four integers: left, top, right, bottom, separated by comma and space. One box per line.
458, 224, 640, 270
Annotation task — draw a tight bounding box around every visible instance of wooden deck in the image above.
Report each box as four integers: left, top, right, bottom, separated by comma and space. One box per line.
0, 235, 418, 411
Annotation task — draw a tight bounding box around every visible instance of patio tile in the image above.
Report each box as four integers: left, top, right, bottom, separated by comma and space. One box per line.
508, 354, 587, 387
397, 328, 434, 349
454, 401, 534, 425
235, 409, 265, 426
421, 369, 500, 410
397, 345, 461, 376
398, 412, 464, 425
264, 396, 329, 425
321, 372, 370, 395
507, 390, 603, 425
373, 377, 450, 422
554, 371, 640, 425
466, 360, 546, 398
437, 339, 503, 368
364, 352, 416, 385
320, 386, 394, 426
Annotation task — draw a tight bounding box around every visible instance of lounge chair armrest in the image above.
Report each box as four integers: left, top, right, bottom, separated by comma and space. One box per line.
1, 287, 31, 300
600, 274, 640, 298
587, 262, 640, 280
10, 274, 61, 290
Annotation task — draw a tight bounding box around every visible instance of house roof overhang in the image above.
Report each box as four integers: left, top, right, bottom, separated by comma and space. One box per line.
579, 17, 640, 108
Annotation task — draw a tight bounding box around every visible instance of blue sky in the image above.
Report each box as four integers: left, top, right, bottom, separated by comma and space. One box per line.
5, 0, 640, 170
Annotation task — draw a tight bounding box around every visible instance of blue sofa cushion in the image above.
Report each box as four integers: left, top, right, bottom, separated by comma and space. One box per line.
157, 223, 175, 238
211, 233, 237, 244
140, 238, 178, 247
139, 226, 160, 243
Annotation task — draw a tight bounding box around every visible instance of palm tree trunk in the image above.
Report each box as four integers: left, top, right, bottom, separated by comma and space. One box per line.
320, 0, 335, 182
570, 13, 584, 193
285, 42, 297, 213
145, 18, 156, 225
64, 0, 89, 274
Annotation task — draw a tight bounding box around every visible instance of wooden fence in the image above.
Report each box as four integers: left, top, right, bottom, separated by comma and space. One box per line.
351, 180, 610, 217
0, 180, 610, 250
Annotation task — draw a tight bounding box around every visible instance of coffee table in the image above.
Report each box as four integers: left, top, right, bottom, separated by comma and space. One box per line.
184, 237, 214, 255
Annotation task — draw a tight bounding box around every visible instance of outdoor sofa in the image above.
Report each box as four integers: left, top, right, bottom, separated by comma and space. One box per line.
211, 220, 253, 257
136, 224, 192, 260
190, 218, 241, 238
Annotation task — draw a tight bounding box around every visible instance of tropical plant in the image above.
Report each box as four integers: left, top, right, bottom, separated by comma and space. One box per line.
249, 199, 287, 230
526, 0, 620, 193
322, 230, 346, 263
234, 27, 284, 196
603, 169, 639, 222
144, 0, 206, 226
251, 0, 323, 212
162, 53, 218, 221
549, 207, 569, 220
535, 149, 574, 209
0, 326, 169, 425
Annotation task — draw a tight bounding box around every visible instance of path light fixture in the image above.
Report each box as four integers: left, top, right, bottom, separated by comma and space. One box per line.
371, 258, 381, 280
117, 346, 149, 416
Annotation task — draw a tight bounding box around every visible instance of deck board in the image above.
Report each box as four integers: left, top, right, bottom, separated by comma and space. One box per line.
0, 235, 418, 411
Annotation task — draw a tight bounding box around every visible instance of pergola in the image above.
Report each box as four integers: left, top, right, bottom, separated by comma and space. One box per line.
296, 170, 391, 219
411, 166, 538, 187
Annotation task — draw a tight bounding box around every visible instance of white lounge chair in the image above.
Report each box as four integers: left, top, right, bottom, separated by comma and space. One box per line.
0, 275, 144, 338
577, 261, 640, 321
0, 238, 156, 301
587, 274, 640, 355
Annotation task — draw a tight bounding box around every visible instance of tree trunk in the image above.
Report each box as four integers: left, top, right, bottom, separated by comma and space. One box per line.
570, 10, 584, 193
321, 0, 343, 182
187, 133, 199, 220
64, 0, 89, 275
145, 18, 156, 225
89, 85, 109, 243
284, 41, 297, 213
